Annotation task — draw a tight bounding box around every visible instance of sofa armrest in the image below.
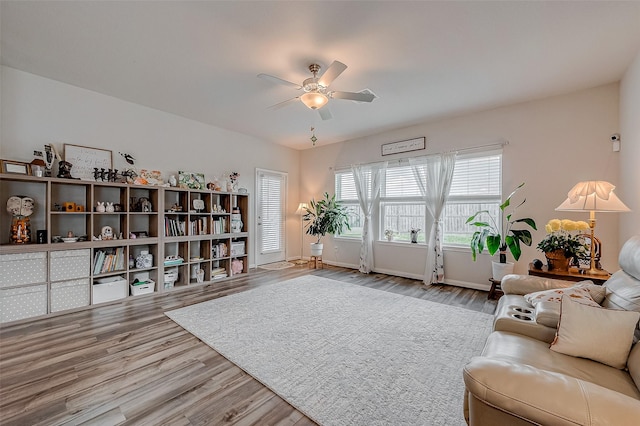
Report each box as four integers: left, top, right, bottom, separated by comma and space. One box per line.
501, 274, 577, 295
463, 357, 640, 426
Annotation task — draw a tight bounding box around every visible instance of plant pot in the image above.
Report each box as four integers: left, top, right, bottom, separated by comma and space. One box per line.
310, 243, 324, 256
492, 261, 514, 281
545, 249, 571, 271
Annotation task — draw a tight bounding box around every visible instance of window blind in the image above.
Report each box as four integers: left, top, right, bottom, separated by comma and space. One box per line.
259, 172, 284, 253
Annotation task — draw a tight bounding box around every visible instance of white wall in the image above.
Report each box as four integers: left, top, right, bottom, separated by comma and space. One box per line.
0, 66, 302, 266
619, 50, 640, 245
301, 84, 622, 288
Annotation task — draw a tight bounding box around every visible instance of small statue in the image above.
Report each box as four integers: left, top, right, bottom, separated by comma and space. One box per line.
57, 161, 74, 179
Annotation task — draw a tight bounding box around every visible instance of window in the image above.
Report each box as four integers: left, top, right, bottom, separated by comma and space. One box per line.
442, 152, 502, 246
380, 165, 425, 243
334, 171, 364, 238
334, 149, 502, 246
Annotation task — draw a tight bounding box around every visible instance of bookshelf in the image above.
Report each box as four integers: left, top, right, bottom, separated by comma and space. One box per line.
0, 173, 249, 323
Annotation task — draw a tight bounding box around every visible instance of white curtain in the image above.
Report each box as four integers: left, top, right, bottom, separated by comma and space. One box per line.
409, 153, 456, 284
352, 162, 387, 273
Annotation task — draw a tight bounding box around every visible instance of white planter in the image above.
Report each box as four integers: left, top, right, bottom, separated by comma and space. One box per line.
310, 243, 324, 256
492, 261, 514, 281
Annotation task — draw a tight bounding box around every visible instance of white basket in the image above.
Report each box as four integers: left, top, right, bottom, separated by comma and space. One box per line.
130, 280, 155, 296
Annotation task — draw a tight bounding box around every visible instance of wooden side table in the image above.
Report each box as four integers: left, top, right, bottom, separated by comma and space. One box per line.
488, 278, 503, 300
528, 263, 610, 285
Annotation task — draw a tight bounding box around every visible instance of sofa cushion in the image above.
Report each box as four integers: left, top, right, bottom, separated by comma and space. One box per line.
534, 301, 561, 328
482, 331, 640, 400
524, 282, 602, 308
550, 295, 640, 369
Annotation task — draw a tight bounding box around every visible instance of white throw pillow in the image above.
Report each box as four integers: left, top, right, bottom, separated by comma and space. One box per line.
525, 282, 601, 308
550, 295, 640, 369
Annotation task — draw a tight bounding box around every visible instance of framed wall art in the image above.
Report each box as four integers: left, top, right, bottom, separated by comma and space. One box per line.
178, 171, 206, 189
63, 144, 113, 181
381, 137, 426, 156
1, 160, 31, 175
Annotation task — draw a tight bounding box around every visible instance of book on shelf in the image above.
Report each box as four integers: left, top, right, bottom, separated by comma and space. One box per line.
165, 217, 186, 236
93, 247, 125, 274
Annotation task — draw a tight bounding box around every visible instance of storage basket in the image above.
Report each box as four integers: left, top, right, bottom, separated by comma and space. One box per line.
130, 280, 155, 296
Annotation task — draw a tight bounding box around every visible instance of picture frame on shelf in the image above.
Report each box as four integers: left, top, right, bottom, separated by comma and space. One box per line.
178, 171, 205, 189
1, 160, 31, 175
63, 144, 113, 181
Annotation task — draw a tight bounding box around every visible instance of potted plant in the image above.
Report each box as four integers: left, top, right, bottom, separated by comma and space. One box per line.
537, 219, 589, 271
466, 183, 537, 280
303, 192, 351, 256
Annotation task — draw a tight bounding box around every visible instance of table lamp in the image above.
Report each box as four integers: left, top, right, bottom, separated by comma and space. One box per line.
556, 181, 630, 275
293, 202, 309, 265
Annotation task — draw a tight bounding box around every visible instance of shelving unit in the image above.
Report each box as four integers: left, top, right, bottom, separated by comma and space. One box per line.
0, 173, 250, 323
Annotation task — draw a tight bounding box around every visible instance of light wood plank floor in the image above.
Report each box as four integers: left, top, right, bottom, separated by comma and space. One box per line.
0, 265, 497, 425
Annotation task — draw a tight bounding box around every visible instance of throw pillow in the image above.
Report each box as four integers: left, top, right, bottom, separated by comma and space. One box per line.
550, 295, 640, 369
524, 282, 601, 308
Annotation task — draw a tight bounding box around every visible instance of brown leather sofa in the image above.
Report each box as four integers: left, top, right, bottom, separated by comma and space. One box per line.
463, 235, 640, 425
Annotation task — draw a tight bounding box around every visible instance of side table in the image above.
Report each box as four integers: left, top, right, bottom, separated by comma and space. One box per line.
488, 278, 503, 300
528, 263, 610, 285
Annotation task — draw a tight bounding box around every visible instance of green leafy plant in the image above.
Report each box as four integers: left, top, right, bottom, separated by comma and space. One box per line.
466, 183, 537, 262
303, 192, 351, 243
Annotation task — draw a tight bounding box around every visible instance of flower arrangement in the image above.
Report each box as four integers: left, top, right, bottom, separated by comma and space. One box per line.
536, 219, 589, 259
229, 172, 239, 183
384, 229, 395, 241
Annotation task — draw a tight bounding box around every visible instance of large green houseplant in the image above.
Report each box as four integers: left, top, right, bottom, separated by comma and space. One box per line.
466, 183, 537, 275
303, 192, 351, 256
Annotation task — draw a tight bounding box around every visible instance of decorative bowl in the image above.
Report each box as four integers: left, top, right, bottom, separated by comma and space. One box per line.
62, 237, 78, 243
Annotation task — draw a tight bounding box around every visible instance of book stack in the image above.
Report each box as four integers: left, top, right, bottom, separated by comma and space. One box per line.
93, 247, 126, 274
165, 217, 186, 236
212, 217, 226, 234
189, 218, 208, 235
211, 267, 227, 280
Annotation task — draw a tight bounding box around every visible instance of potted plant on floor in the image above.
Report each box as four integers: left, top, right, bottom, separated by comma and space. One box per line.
466, 183, 537, 280
303, 192, 351, 256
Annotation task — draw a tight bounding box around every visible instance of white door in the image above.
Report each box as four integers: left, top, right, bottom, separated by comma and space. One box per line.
256, 169, 287, 265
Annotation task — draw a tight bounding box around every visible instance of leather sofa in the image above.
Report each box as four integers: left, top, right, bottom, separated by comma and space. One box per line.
463, 235, 640, 425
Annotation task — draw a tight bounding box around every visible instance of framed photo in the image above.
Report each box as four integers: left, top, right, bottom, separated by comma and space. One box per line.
178, 171, 206, 189
381, 137, 426, 156
1, 160, 31, 175
63, 144, 113, 181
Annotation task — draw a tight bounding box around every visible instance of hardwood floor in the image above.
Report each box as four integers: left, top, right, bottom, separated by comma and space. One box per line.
0, 265, 496, 425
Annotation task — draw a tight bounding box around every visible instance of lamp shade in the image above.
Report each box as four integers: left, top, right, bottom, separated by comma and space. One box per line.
556, 181, 630, 212
300, 92, 328, 110
295, 202, 308, 215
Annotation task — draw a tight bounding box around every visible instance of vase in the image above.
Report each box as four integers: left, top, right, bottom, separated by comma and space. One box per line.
492, 261, 514, 281
545, 249, 571, 271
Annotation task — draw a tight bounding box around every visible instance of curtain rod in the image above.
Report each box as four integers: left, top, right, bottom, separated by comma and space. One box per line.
334, 139, 508, 171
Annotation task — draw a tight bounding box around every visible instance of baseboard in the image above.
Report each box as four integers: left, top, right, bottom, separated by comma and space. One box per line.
443, 279, 491, 291
290, 259, 490, 291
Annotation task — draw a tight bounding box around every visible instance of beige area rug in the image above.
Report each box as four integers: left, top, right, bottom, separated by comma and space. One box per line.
258, 261, 295, 270
166, 276, 493, 425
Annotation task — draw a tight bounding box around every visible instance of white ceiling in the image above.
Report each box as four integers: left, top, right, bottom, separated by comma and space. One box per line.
2, 1, 640, 150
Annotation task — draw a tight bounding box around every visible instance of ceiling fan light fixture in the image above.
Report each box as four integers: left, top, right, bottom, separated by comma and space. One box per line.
300, 92, 328, 110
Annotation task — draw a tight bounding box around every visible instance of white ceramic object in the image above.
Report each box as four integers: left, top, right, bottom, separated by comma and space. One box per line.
310, 243, 324, 256
492, 261, 515, 281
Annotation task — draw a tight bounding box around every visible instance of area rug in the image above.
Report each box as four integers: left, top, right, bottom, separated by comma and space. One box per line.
258, 261, 295, 270
166, 276, 493, 425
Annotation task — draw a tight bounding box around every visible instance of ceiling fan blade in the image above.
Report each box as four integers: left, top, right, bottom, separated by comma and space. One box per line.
257, 73, 302, 89
331, 91, 376, 102
268, 97, 300, 110
318, 107, 333, 121
318, 61, 347, 87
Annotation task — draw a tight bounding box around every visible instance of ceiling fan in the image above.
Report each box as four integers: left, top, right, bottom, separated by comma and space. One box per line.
257, 60, 376, 120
